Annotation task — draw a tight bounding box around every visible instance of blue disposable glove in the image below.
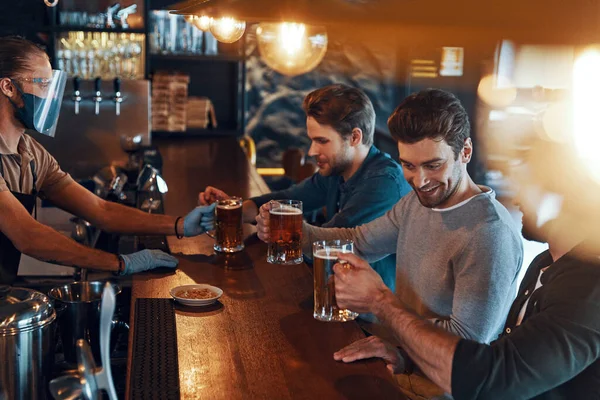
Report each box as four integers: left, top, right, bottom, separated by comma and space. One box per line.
121, 249, 179, 275
183, 202, 216, 237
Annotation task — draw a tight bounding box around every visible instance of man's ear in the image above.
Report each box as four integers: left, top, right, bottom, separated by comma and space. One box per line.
461, 138, 473, 163
350, 128, 363, 147
0, 78, 16, 98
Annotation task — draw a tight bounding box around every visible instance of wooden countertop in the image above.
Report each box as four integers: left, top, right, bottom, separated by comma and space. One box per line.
126, 137, 405, 399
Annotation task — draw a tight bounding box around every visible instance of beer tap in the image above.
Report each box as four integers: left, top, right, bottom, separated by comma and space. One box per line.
72, 76, 82, 115
113, 77, 123, 116
92, 77, 102, 115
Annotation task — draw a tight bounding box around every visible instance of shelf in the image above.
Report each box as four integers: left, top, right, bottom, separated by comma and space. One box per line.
53, 26, 146, 34
150, 53, 245, 62
151, 129, 240, 138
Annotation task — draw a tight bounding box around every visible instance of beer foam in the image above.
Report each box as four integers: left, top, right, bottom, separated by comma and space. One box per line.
217, 203, 242, 210
270, 205, 302, 215
314, 249, 347, 260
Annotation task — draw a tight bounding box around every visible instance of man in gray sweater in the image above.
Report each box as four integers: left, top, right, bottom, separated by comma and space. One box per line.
256, 89, 523, 399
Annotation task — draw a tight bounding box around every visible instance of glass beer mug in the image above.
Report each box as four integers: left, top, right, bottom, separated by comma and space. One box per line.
267, 200, 303, 265
208, 197, 244, 253
312, 239, 359, 322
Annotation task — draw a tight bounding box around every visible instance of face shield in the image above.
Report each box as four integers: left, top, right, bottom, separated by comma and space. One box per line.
11, 70, 68, 138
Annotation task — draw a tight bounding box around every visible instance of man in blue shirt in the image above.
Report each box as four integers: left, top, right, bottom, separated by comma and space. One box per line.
200, 84, 411, 291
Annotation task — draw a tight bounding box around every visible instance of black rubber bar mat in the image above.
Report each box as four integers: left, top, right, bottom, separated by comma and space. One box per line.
129, 298, 180, 400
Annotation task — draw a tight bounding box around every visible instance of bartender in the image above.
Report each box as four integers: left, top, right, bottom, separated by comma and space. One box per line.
0, 36, 215, 284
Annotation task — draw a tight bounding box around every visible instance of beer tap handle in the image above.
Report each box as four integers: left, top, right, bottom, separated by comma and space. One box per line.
113, 77, 122, 116
73, 76, 82, 115
93, 77, 102, 115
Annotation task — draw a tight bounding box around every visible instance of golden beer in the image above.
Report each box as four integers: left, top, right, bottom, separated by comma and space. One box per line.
313, 240, 358, 322
214, 197, 244, 253
267, 200, 303, 264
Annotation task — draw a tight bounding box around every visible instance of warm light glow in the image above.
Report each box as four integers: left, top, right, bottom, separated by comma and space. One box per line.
256, 167, 285, 176
256, 22, 327, 76
196, 16, 212, 31
477, 74, 517, 108
185, 15, 212, 32
209, 17, 246, 43
573, 48, 600, 183
540, 101, 571, 143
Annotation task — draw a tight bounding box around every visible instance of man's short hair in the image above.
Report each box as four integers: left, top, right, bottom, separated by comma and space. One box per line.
302, 84, 376, 146
387, 88, 470, 158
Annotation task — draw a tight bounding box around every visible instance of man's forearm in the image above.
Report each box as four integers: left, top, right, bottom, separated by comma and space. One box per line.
375, 291, 459, 393
301, 222, 385, 262
21, 223, 120, 272
93, 201, 178, 236
302, 222, 357, 258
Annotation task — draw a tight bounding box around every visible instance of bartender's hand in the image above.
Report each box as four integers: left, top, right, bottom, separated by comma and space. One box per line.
334, 336, 406, 374
121, 249, 179, 275
255, 202, 271, 243
333, 252, 391, 314
198, 186, 230, 205
183, 203, 216, 237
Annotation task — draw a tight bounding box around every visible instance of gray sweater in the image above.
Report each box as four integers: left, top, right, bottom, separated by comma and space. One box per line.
303, 188, 524, 343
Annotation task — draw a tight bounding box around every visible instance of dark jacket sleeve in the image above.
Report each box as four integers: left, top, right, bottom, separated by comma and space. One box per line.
451, 265, 600, 400
250, 173, 328, 212
323, 173, 409, 229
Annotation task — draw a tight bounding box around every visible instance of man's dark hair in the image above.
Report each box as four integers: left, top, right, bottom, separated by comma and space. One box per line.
302, 84, 376, 146
387, 88, 470, 158
0, 36, 49, 78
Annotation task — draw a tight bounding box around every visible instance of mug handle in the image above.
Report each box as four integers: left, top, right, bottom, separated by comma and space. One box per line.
205, 201, 218, 239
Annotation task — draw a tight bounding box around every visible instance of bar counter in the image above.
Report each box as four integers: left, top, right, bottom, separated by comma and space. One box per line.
126, 137, 405, 399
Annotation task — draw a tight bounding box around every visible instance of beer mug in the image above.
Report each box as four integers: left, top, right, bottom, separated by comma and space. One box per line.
313, 239, 359, 322
208, 197, 244, 253
267, 200, 303, 265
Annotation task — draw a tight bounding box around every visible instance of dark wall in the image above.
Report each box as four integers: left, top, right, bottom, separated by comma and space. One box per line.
0, 1, 52, 48
245, 35, 493, 184
245, 37, 404, 168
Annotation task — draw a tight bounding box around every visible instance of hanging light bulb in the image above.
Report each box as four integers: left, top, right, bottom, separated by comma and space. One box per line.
256, 22, 328, 76
209, 17, 246, 43
184, 16, 212, 32
194, 15, 212, 31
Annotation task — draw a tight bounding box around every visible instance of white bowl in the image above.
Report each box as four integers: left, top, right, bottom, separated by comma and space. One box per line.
170, 284, 223, 307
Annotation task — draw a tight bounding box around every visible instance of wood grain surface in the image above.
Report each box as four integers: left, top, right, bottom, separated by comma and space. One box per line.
126, 137, 405, 399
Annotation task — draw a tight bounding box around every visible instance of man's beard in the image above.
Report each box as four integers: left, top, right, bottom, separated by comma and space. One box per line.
414, 164, 463, 208
521, 214, 548, 243
320, 148, 352, 177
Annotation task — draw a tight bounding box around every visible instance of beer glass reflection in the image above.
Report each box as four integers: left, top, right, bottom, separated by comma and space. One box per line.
313, 239, 359, 322
213, 197, 244, 253
267, 200, 303, 264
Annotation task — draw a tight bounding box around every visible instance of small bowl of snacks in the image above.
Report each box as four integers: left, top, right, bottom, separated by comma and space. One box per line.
170, 284, 223, 307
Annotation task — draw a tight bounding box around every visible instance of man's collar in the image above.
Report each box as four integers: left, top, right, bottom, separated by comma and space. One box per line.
0, 133, 12, 154
342, 145, 379, 186
0, 133, 32, 157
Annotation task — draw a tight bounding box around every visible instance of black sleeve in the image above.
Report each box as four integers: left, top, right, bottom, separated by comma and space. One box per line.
451, 264, 600, 400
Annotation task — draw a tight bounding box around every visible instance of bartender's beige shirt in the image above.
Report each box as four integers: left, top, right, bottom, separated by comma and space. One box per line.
0, 133, 73, 198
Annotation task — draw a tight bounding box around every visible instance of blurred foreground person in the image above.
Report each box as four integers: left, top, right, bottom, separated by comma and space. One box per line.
333, 138, 600, 399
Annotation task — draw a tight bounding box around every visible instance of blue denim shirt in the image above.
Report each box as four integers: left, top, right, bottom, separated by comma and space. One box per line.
251, 146, 411, 291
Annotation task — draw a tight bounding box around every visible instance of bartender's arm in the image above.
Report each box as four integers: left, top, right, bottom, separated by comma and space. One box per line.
48, 180, 214, 237
0, 191, 120, 272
